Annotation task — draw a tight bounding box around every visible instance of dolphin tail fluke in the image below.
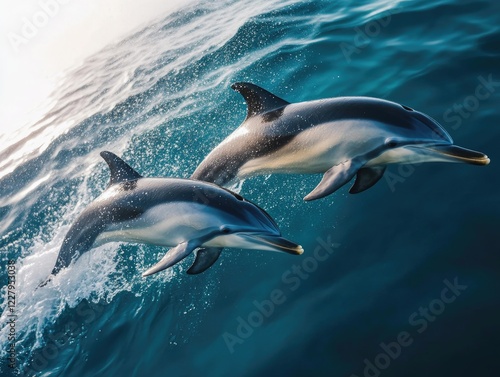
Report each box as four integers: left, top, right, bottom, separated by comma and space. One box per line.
349, 166, 386, 194
186, 247, 223, 275
304, 160, 361, 201
142, 241, 197, 277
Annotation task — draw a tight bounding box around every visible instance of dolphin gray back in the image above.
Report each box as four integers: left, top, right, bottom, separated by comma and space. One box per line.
51, 200, 144, 275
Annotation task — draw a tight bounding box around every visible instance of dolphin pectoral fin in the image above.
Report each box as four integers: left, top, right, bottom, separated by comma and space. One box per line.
142, 242, 196, 277
349, 166, 386, 194
186, 247, 223, 275
304, 160, 360, 201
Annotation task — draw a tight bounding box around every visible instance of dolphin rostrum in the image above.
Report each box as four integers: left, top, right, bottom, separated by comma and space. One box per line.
191, 82, 490, 200
43, 151, 302, 285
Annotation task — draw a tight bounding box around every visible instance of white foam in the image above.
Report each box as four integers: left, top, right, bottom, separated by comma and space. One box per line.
227, 179, 246, 194
0, 178, 177, 363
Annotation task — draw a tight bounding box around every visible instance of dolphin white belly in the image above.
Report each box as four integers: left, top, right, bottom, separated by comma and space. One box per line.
238, 121, 385, 176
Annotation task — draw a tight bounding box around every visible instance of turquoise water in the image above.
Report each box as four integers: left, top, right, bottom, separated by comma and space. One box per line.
1, 0, 499, 376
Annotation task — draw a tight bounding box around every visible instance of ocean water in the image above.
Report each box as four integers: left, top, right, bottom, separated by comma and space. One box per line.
1, 0, 499, 376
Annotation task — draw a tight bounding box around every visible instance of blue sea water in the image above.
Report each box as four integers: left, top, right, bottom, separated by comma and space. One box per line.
1, 0, 499, 376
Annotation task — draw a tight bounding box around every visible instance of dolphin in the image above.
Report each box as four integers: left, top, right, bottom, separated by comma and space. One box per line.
42, 151, 302, 285
191, 82, 490, 200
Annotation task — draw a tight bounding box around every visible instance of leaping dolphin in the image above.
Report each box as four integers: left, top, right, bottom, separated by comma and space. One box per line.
42, 151, 302, 285
191, 82, 490, 200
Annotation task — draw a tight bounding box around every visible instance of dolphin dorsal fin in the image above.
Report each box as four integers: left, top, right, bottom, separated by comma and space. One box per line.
231, 82, 290, 119
100, 151, 142, 186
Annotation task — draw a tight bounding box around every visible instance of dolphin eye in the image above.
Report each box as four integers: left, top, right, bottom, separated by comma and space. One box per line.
220, 226, 231, 234
401, 104, 414, 111
386, 139, 399, 148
